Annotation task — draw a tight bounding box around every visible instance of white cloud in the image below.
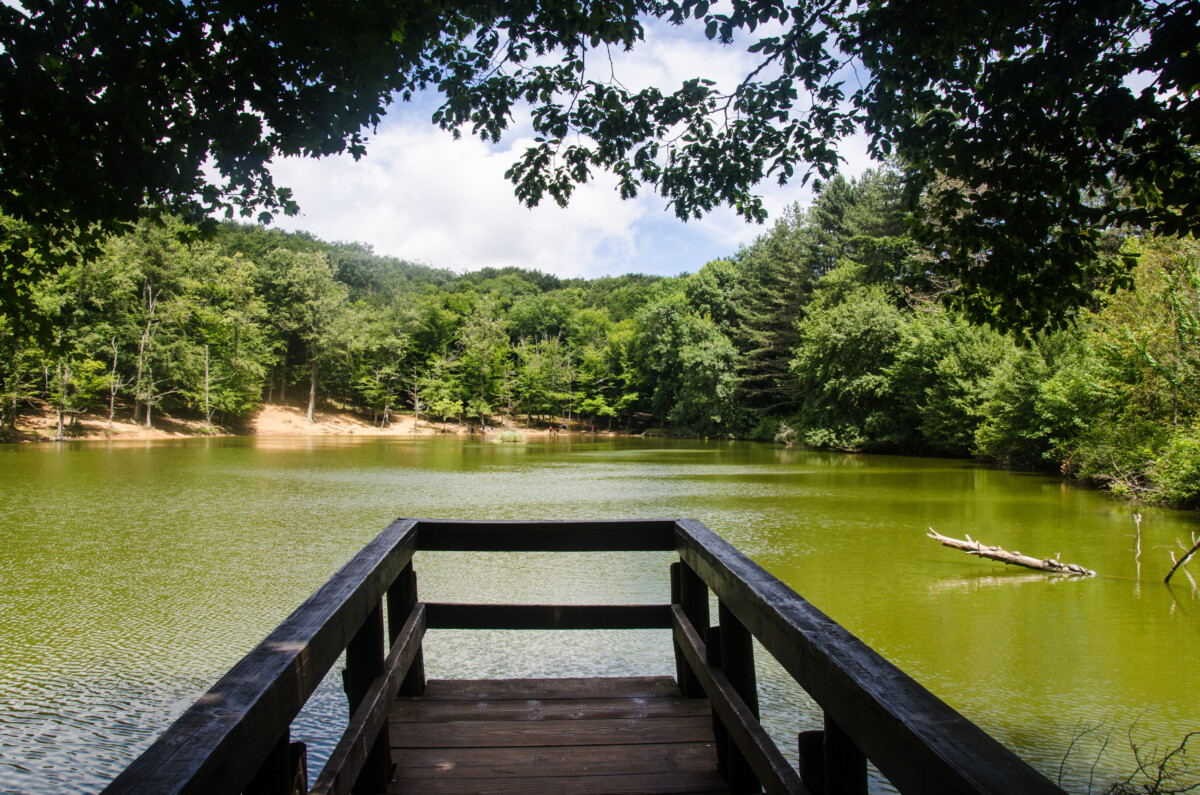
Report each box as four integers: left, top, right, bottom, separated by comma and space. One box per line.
272, 121, 655, 278
269, 18, 875, 279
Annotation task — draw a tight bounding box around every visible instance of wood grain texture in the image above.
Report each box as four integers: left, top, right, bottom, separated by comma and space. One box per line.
102, 519, 418, 795
414, 677, 683, 700
389, 695, 710, 723
673, 607, 807, 795
388, 677, 728, 795
414, 519, 677, 551
674, 518, 1064, 795
101, 517, 1066, 795
392, 742, 718, 776
310, 603, 427, 795
425, 602, 672, 630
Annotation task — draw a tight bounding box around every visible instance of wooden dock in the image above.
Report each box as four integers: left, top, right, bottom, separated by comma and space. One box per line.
389, 677, 727, 794
101, 518, 1067, 795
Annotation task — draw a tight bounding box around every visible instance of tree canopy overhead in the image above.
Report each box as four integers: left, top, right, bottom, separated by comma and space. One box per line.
2, 0, 1197, 330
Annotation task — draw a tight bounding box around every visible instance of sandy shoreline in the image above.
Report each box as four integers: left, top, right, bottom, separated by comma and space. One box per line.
5, 403, 616, 443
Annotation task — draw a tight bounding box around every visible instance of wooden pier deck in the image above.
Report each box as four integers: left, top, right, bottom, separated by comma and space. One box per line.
102, 518, 1067, 795
388, 677, 728, 794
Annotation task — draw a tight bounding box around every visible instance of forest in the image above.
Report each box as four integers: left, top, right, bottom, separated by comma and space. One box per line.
2, 166, 1198, 509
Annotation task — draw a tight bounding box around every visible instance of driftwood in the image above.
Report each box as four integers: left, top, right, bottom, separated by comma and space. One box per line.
928, 529, 1096, 577
1165, 538, 1200, 584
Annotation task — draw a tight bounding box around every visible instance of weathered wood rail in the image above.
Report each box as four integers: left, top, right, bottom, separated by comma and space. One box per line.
101, 518, 1065, 795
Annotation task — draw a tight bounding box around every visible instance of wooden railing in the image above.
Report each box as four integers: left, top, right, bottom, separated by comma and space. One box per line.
101, 518, 1065, 795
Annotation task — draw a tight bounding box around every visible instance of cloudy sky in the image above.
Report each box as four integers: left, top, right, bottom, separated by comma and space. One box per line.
270, 19, 874, 280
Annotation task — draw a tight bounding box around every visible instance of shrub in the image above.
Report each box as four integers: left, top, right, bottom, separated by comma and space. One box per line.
1151, 425, 1200, 508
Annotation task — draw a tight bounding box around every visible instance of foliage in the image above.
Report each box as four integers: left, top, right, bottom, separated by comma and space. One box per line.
891, 308, 1009, 454
1151, 426, 1200, 510
631, 291, 740, 434
3, 205, 1200, 512
790, 272, 909, 451
3, 1, 1198, 331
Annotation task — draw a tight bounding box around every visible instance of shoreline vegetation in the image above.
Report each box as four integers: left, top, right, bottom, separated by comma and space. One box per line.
4, 166, 1199, 509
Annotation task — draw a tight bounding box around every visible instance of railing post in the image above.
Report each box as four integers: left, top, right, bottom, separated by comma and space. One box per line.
671, 561, 709, 697
245, 729, 307, 795
797, 715, 867, 795
718, 601, 760, 793
387, 560, 426, 696
824, 714, 867, 795
344, 601, 390, 793
798, 729, 826, 794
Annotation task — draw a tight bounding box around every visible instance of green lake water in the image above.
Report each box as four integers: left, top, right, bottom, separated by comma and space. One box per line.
1, 436, 1198, 793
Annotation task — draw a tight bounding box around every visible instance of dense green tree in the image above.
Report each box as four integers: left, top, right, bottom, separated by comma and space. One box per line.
355, 305, 411, 427
185, 248, 271, 426
973, 333, 1101, 466
271, 249, 351, 422
507, 294, 573, 343
632, 292, 739, 433
514, 334, 572, 423
729, 206, 817, 414
790, 266, 909, 450
891, 308, 1009, 454
419, 354, 462, 432
456, 299, 509, 428
108, 220, 205, 429
5, 1, 1196, 332
0, 316, 36, 433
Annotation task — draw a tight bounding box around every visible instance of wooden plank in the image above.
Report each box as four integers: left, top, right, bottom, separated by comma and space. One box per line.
425, 602, 672, 630
415, 519, 677, 551
674, 518, 1065, 795
388, 676, 726, 793
390, 696, 711, 723
415, 677, 682, 700
103, 518, 419, 795
391, 742, 718, 777
310, 603, 427, 795
673, 606, 807, 795
388, 770, 729, 794
390, 716, 716, 748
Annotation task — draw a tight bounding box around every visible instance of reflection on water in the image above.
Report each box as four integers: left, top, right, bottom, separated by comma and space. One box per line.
1, 436, 1198, 793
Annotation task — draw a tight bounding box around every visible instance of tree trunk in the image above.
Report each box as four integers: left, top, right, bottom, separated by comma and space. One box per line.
108, 337, 119, 428
54, 361, 67, 441
203, 344, 211, 429
927, 529, 1095, 576
144, 368, 153, 429
134, 287, 158, 424
306, 351, 317, 423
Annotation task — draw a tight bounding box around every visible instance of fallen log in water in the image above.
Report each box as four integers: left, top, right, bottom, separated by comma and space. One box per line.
927, 529, 1096, 577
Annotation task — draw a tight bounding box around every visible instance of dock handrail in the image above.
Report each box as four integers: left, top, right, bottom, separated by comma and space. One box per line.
101, 518, 1064, 795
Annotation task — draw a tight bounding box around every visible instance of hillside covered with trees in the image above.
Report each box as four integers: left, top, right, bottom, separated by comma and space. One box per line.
3, 166, 1198, 508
